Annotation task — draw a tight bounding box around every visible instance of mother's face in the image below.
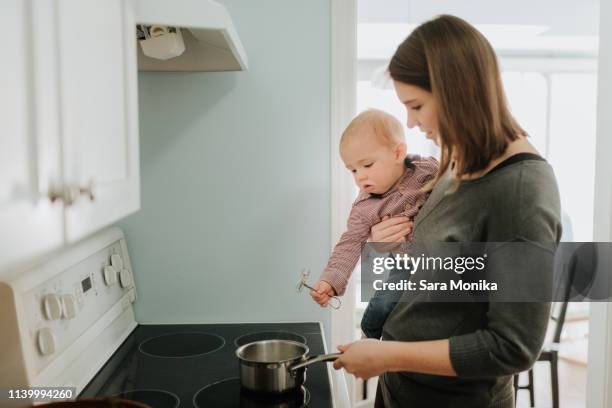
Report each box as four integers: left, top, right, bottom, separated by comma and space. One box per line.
393, 80, 439, 145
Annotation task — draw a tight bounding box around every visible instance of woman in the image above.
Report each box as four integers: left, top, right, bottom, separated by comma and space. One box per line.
332, 15, 562, 407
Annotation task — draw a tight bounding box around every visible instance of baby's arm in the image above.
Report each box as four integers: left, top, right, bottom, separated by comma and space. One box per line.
316, 206, 373, 298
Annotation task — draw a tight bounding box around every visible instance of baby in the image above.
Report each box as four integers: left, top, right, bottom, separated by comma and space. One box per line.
310, 108, 438, 338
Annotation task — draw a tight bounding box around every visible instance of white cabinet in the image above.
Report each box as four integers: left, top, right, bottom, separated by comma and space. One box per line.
0, 0, 139, 271
0, 0, 64, 271
55, 0, 140, 242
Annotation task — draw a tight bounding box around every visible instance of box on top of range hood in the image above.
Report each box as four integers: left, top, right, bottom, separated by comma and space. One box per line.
130, 0, 248, 72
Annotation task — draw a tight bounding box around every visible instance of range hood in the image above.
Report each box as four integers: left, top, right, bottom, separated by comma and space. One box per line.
130, 0, 248, 72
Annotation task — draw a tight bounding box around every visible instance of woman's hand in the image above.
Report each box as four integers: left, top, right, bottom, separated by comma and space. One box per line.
332, 339, 389, 379
309, 280, 336, 307
332, 339, 457, 379
370, 215, 413, 242
369, 215, 413, 252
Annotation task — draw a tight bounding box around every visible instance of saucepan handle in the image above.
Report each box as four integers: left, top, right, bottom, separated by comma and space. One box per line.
289, 352, 342, 371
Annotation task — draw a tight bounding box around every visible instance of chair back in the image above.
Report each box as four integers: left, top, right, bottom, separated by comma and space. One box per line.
551, 242, 598, 344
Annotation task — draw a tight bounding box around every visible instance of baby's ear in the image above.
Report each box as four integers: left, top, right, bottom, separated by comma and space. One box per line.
395, 142, 407, 160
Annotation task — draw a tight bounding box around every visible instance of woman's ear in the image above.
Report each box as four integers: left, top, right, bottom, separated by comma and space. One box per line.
394, 142, 407, 161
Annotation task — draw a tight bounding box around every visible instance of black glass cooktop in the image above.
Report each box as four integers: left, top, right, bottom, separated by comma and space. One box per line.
234, 331, 306, 347
193, 378, 310, 408
80, 323, 332, 408
113, 390, 180, 408
139, 332, 225, 358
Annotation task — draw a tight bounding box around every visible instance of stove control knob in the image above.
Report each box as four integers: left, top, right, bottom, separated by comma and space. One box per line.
37, 327, 56, 356
104, 265, 117, 286
119, 268, 133, 288
110, 254, 124, 270
128, 288, 137, 303
61, 294, 77, 319
43, 293, 62, 320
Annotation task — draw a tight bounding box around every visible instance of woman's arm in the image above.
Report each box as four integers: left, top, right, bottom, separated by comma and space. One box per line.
385, 339, 457, 376
333, 338, 457, 379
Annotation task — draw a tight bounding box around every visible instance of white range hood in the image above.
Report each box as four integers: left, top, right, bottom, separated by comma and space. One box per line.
130, 0, 248, 72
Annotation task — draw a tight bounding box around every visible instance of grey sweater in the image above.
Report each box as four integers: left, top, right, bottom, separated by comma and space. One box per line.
380, 158, 562, 408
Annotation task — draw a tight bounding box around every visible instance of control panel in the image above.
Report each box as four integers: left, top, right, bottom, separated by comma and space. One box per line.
0, 227, 137, 388
27, 242, 136, 361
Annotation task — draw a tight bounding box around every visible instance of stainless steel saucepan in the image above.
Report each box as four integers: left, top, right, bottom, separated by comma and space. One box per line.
236, 339, 341, 393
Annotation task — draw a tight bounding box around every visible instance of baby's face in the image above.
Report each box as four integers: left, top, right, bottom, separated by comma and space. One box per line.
341, 133, 405, 194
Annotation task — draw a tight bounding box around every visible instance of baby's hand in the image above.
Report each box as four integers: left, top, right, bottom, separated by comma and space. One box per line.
310, 281, 336, 307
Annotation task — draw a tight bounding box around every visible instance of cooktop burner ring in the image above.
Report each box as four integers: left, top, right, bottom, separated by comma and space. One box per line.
138, 332, 225, 358
112, 388, 180, 408
193, 377, 310, 408
234, 330, 307, 347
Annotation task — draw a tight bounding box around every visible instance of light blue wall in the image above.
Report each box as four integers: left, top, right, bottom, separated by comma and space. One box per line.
118, 0, 332, 337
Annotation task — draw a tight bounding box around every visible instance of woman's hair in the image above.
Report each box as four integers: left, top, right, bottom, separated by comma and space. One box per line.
388, 15, 526, 185
340, 108, 405, 149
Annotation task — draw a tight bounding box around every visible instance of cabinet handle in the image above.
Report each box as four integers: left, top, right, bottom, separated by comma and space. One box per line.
47, 181, 95, 206
48, 185, 77, 206
78, 181, 95, 202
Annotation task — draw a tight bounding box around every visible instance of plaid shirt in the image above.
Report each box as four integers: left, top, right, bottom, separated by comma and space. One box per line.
319, 155, 439, 295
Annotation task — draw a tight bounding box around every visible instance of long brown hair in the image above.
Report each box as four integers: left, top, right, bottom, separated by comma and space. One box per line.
388, 15, 526, 186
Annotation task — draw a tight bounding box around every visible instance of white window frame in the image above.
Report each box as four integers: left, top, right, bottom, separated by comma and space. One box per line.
330, 0, 358, 406
587, 0, 612, 406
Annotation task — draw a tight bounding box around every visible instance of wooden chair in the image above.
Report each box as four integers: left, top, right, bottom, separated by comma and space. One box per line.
514, 243, 597, 408
514, 301, 567, 408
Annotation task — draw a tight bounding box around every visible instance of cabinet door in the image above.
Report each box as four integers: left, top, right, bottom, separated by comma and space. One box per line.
0, 0, 63, 271
57, 0, 140, 242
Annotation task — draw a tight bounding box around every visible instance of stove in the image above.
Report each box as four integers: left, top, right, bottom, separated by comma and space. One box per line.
80, 323, 333, 407
0, 227, 339, 408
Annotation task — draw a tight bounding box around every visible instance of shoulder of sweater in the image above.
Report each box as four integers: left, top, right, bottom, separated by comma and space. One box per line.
460, 159, 555, 188
473, 160, 560, 236
441, 160, 559, 218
